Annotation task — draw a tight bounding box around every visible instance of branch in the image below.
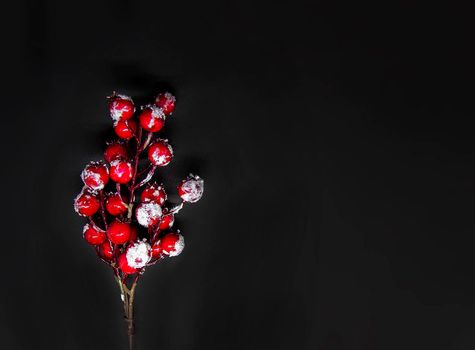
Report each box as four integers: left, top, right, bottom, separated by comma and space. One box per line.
134, 165, 157, 190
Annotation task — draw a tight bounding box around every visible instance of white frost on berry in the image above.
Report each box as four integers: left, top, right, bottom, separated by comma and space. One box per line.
151, 143, 173, 166
179, 175, 204, 203
126, 240, 152, 268
81, 163, 108, 191
150, 105, 166, 123
110, 159, 132, 177
74, 187, 96, 216
135, 201, 162, 227
110, 101, 124, 122
168, 234, 185, 257
116, 94, 132, 101
109, 94, 134, 122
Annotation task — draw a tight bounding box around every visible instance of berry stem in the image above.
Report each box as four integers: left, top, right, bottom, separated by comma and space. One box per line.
140, 132, 153, 152
134, 165, 157, 190
98, 190, 108, 229
127, 126, 143, 220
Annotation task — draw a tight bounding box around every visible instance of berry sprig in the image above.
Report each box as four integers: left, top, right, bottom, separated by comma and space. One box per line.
74, 91, 203, 349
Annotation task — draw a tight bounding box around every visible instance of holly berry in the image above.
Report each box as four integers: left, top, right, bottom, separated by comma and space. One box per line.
178, 174, 204, 203
74, 190, 100, 216
126, 241, 151, 268
160, 233, 185, 257
154, 92, 176, 115
100, 242, 114, 260
114, 119, 137, 140
118, 253, 137, 274
105, 193, 128, 216
138, 106, 165, 132
159, 212, 174, 230
83, 223, 106, 245
109, 159, 133, 184
109, 94, 135, 122
151, 240, 162, 258
107, 220, 131, 244
135, 201, 162, 227
81, 161, 109, 191
148, 140, 173, 166
141, 183, 167, 205
104, 142, 128, 163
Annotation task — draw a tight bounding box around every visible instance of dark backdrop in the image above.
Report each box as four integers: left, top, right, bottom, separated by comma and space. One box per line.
1, 1, 475, 350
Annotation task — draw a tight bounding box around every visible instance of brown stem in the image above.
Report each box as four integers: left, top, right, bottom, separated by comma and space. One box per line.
118, 275, 139, 350
98, 190, 108, 230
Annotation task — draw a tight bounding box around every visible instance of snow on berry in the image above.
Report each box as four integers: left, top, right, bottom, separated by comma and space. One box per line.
126, 240, 152, 269
108, 94, 135, 122
135, 201, 162, 227
106, 193, 128, 216
104, 142, 128, 163
154, 92, 176, 115
74, 189, 100, 216
114, 119, 137, 139
141, 183, 167, 205
81, 161, 109, 190
160, 233, 185, 257
178, 174, 204, 203
147, 140, 173, 166
138, 105, 166, 132
109, 159, 133, 184
83, 223, 107, 245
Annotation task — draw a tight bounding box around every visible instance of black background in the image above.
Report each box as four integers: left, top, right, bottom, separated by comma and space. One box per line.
1, 1, 475, 350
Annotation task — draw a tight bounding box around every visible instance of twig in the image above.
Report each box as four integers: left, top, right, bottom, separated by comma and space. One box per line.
134, 165, 157, 190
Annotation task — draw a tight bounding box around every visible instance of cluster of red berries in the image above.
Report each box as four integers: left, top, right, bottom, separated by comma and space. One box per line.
74, 92, 204, 276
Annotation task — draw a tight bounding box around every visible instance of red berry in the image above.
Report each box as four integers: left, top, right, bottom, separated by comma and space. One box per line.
107, 220, 131, 244
104, 143, 128, 163
109, 94, 135, 122
81, 161, 109, 191
138, 106, 165, 132
109, 159, 133, 184
118, 253, 137, 274
154, 92, 176, 115
135, 201, 162, 227
100, 242, 114, 260
129, 225, 138, 242
147, 140, 173, 166
160, 233, 185, 257
105, 193, 128, 216
151, 240, 163, 258
141, 183, 167, 205
114, 119, 137, 140
178, 174, 204, 203
83, 223, 106, 245
159, 213, 174, 230
74, 190, 100, 216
